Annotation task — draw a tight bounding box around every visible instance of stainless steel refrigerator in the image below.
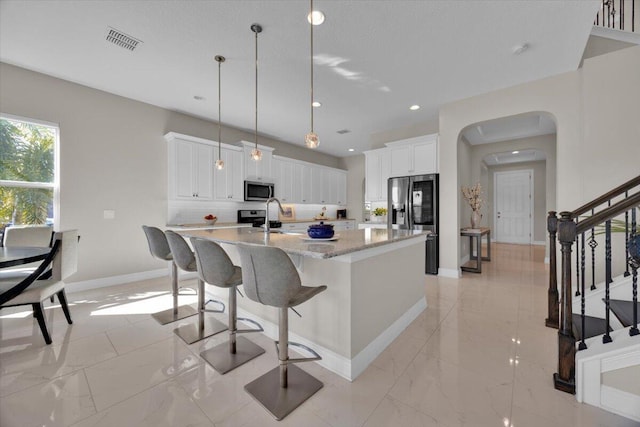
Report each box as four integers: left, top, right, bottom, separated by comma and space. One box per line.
388, 174, 439, 274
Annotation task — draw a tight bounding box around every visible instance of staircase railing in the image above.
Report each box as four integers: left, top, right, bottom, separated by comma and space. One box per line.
547, 175, 640, 394
594, 0, 638, 33
546, 175, 640, 329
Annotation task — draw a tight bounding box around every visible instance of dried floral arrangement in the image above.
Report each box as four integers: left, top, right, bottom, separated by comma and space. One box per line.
461, 182, 483, 213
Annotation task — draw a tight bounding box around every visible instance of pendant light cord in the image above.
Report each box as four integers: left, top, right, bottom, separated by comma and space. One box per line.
310, 0, 314, 133
255, 27, 259, 150
217, 58, 222, 160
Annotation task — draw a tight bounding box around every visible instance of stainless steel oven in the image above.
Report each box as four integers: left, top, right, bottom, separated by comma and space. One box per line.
244, 180, 274, 201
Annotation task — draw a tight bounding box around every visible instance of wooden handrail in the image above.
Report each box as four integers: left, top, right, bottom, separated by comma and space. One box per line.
571, 175, 640, 219
576, 192, 640, 234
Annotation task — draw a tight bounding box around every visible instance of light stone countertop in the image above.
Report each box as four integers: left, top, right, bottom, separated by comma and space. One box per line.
178, 227, 429, 259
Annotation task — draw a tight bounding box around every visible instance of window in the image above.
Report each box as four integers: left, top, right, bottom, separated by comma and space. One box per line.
0, 115, 58, 227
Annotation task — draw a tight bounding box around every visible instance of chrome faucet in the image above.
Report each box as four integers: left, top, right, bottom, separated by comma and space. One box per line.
265, 197, 285, 234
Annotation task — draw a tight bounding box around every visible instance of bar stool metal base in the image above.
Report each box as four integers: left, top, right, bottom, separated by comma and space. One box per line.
151, 305, 198, 325
173, 317, 227, 345
244, 364, 323, 421
201, 336, 265, 374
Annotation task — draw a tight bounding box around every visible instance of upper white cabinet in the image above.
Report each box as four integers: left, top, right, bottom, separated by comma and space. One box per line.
241, 141, 274, 182
386, 134, 438, 177
166, 132, 214, 201
273, 155, 346, 205
364, 148, 390, 202
336, 171, 347, 206
214, 145, 244, 201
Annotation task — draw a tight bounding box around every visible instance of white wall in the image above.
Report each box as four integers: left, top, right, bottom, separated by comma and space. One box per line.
438, 45, 640, 274
0, 62, 341, 284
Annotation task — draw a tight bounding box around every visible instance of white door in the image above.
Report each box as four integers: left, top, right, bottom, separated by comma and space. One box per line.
494, 170, 532, 244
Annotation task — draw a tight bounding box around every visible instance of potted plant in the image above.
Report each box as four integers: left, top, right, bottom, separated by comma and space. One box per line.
372, 207, 387, 223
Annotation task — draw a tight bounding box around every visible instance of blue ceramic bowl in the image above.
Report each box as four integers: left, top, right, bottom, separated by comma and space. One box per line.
307, 222, 334, 239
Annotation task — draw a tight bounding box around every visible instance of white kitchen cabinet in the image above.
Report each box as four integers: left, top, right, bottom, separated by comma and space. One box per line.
336, 171, 347, 206
310, 165, 323, 204
214, 145, 244, 201
241, 141, 274, 182
272, 155, 346, 205
386, 133, 438, 177
166, 133, 214, 201
273, 157, 296, 203
299, 163, 312, 204
364, 147, 390, 202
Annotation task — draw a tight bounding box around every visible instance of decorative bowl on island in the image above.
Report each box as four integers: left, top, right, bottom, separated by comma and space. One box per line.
203, 215, 217, 226
307, 222, 334, 239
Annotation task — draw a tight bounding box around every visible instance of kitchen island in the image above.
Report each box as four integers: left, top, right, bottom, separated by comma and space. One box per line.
178, 227, 428, 380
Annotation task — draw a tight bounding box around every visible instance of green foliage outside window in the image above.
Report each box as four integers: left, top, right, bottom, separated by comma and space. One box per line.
0, 118, 55, 226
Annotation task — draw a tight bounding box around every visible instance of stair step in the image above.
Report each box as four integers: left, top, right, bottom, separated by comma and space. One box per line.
609, 299, 640, 328
572, 314, 613, 341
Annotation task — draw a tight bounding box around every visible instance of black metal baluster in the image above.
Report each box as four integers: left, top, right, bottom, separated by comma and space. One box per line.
630, 208, 638, 337
625, 191, 630, 277
579, 232, 587, 350
590, 208, 597, 291
575, 233, 581, 296
603, 219, 613, 344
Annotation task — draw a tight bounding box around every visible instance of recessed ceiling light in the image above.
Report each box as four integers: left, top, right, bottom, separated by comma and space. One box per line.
348, 148, 355, 152
312, 101, 321, 107
307, 10, 325, 25
512, 150, 520, 154
193, 95, 205, 101
512, 43, 529, 55
409, 105, 420, 111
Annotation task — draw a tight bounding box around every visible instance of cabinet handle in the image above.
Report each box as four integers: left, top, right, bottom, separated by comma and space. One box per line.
302, 199, 306, 202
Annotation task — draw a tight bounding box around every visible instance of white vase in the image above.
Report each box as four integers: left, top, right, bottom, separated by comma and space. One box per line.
471, 211, 482, 228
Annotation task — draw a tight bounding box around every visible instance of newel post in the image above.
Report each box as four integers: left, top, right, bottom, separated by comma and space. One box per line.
546, 211, 560, 328
554, 211, 576, 394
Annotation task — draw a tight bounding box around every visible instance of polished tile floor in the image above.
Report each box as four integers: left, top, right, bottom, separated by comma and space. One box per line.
1, 244, 637, 426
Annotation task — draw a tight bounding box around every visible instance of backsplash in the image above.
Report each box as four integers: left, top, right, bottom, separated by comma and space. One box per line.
168, 201, 343, 225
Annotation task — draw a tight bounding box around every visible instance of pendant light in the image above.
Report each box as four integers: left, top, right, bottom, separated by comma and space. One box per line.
304, 0, 319, 149
214, 55, 225, 170
250, 24, 262, 161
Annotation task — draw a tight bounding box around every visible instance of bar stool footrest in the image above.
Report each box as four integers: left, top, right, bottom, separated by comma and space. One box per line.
237, 317, 264, 334
275, 340, 322, 363
151, 304, 198, 325
204, 299, 225, 313
201, 336, 265, 374
244, 364, 323, 421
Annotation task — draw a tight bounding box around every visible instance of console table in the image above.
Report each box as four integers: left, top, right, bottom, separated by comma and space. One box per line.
460, 227, 491, 273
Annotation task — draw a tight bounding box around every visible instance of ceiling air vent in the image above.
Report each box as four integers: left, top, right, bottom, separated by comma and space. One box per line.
336, 129, 351, 135
105, 27, 142, 51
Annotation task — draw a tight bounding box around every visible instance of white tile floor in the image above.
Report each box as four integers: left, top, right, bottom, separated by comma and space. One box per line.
1, 243, 638, 426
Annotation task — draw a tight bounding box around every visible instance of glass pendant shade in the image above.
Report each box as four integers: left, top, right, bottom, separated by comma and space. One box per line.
305, 132, 319, 149
215, 159, 225, 170
250, 147, 262, 161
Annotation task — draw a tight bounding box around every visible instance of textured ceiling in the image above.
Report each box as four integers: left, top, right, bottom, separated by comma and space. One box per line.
0, 1, 599, 157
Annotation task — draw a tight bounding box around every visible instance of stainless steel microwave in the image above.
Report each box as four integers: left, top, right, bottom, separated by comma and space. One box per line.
244, 180, 274, 201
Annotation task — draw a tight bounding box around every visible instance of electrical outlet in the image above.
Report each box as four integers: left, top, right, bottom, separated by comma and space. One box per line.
103, 210, 115, 220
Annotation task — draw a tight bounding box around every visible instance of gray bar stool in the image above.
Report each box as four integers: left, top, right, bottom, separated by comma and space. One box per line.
191, 238, 265, 374
237, 244, 327, 421
142, 226, 197, 325
165, 231, 227, 344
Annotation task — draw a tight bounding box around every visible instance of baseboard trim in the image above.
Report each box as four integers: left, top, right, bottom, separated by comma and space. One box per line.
350, 297, 426, 380
438, 268, 461, 278
68, 268, 168, 293
533, 240, 545, 246
601, 385, 640, 422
